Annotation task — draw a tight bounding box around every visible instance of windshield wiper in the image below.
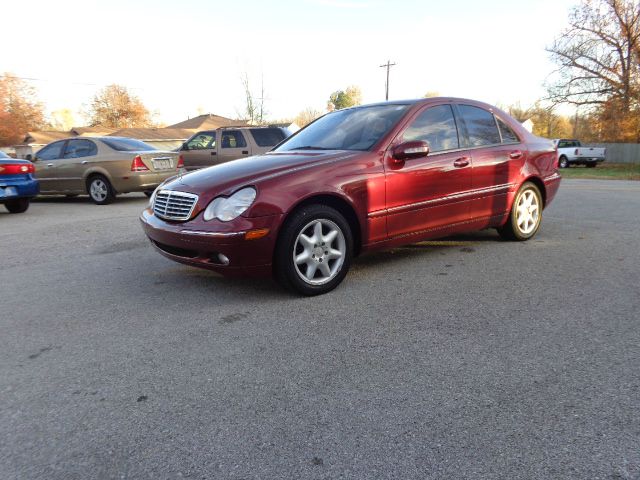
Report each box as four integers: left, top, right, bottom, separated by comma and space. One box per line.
290, 146, 335, 150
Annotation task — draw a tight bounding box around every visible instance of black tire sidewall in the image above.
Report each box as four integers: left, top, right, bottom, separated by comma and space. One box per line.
87, 175, 115, 205
275, 204, 353, 296
559, 156, 569, 168
5, 198, 29, 213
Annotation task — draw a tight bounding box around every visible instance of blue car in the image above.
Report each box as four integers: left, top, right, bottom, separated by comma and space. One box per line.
0, 152, 39, 213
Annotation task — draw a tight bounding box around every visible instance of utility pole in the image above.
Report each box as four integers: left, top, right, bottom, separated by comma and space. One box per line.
379, 60, 396, 101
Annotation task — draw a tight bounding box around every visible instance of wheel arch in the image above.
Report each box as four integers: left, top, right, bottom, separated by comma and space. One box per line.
521, 176, 547, 207
281, 193, 363, 256
84, 168, 115, 192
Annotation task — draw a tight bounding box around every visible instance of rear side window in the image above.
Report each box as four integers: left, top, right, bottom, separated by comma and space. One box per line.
459, 105, 501, 147
221, 131, 247, 149
102, 138, 156, 151
63, 139, 97, 158
496, 118, 519, 144
37, 141, 65, 160
401, 105, 460, 153
250, 128, 286, 147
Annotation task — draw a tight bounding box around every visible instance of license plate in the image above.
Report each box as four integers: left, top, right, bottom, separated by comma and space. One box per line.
0, 187, 17, 198
152, 159, 172, 170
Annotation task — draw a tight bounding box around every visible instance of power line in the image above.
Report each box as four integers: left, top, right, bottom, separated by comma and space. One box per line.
379, 60, 396, 101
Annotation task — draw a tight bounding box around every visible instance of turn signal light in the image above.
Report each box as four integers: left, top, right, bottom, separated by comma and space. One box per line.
244, 228, 270, 240
0, 163, 35, 175
176, 155, 185, 170
131, 155, 149, 172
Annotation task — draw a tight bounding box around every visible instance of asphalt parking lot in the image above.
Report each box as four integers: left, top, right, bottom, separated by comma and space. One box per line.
1, 179, 639, 479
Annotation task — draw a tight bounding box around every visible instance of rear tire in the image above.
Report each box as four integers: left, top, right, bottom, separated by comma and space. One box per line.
559, 156, 569, 168
274, 204, 353, 296
4, 198, 30, 213
87, 175, 116, 205
497, 182, 542, 241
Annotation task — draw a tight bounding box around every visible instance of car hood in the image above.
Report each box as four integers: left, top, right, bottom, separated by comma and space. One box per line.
168, 150, 358, 195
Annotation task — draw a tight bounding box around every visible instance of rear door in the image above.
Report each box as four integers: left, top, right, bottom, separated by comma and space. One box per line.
33, 140, 67, 193
180, 131, 217, 171
217, 130, 251, 164
385, 103, 472, 238
456, 104, 522, 222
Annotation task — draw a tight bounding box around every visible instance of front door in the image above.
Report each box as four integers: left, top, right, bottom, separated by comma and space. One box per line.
181, 131, 217, 171
384, 103, 472, 238
33, 140, 67, 193
217, 130, 251, 164
56, 139, 98, 192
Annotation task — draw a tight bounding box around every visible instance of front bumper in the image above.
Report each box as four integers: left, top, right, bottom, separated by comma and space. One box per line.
140, 208, 282, 277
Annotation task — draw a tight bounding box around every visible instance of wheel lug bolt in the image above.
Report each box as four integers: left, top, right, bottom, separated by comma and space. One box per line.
319, 258, 323, 262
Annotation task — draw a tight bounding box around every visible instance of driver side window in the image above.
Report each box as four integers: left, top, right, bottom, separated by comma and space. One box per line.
187, 132, 216, 150
402, 105, 460, 153
37, 141, 65, 161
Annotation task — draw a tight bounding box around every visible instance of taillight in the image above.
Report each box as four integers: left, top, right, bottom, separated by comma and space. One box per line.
176, 155, 184, 170
131, 155, 149, 172
0, 163, 35, 175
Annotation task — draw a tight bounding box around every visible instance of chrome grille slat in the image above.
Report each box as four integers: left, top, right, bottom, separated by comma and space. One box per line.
153, 190, 198, 221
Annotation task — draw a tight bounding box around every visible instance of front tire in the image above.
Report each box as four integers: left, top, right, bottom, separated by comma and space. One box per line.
497, 182, 543, 241
274, 204, 353, 296
4, 198, 30, 213
87, 175, 116, 205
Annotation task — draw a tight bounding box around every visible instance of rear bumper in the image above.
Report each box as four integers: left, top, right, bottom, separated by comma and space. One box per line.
112, 171, 181, 193
0, 177, 39, 201
543, 173, 562, 206
140, 208, 282, 277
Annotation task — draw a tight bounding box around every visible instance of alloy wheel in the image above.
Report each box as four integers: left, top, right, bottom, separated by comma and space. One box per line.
293, 219, 346, 285
515, 188, 540, 235
90, 179, 108, 202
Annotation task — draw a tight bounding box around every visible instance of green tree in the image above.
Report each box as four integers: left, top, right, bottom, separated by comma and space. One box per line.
327, 86, 362, 111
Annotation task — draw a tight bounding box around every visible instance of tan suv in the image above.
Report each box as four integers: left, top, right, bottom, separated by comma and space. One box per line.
179, 126, 292, 171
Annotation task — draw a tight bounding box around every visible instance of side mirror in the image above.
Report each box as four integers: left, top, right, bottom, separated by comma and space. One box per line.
25, 154, 33, 161
181, 143, 189, 151
391, 140, 430, 163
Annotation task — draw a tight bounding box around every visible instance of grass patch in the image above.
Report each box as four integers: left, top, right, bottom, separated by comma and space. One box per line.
560, 163, 640, 180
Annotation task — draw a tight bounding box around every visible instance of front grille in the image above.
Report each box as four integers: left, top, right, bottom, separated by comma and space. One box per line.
153, 190, 198, 221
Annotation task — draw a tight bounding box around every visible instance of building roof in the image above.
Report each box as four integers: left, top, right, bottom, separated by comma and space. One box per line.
107, 128, 193, 141
71, 126, 118, 136
167, 114, 247, 130
19, 131, 70, 146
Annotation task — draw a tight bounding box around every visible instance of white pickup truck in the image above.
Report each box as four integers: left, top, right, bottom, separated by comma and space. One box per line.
553, 139, 606, 168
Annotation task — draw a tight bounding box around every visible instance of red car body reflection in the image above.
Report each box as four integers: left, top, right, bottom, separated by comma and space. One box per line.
141, 98, 560, 294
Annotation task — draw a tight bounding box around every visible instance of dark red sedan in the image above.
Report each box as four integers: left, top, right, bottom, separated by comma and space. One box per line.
141, 98, 561, 295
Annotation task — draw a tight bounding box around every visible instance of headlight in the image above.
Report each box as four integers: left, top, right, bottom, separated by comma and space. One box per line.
203, 187, 256, 222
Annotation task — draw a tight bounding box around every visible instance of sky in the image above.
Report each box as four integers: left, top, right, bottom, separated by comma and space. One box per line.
1, 0, 578, 126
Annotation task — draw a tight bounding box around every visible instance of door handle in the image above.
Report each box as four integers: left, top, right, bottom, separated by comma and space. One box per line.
47, 163, 54, 167
81, 161, 89, 165
509, 150, 523, 159
242, 150, 249, 155
211, 151, 217, 156
453, 157, 470, 168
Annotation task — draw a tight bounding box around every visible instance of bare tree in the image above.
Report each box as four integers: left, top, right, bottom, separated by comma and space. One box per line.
240, 73, 267, 125
547, 0, 640, 108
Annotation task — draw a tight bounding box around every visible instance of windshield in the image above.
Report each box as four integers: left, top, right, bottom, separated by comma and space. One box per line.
275, 104, 409, 152
102, 137, 156, 152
